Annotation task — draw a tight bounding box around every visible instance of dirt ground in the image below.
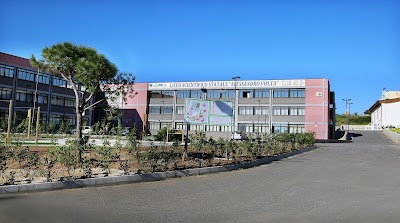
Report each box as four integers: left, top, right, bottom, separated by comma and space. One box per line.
1, 145, 243, 186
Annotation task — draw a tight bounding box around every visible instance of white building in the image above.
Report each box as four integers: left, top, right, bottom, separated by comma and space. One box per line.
369, 90, 400, 129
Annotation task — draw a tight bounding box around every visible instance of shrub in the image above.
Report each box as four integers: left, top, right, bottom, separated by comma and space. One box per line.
49, 144, 78, 178
391, 128, 400, 134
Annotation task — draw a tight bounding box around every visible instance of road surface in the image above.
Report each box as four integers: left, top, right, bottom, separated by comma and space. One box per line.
1, 131, 399, 223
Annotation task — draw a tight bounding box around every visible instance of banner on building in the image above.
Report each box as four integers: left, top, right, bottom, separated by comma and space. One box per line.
184, 98, 233, 126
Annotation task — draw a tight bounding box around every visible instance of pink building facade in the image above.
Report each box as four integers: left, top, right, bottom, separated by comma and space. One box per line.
304, 79, 333, 139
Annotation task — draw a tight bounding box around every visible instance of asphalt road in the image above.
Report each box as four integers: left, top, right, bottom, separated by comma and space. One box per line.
1, 131, 400, 223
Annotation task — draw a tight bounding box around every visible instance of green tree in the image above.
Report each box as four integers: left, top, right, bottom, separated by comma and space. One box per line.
31, 42, 135, 161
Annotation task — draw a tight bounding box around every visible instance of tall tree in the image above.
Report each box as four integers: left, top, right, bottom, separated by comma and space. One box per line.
31, 42, 135, 144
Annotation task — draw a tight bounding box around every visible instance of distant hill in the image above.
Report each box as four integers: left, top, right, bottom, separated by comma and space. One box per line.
336, 114, 371, 126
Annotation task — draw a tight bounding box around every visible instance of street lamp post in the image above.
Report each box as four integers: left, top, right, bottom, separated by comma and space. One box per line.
257, 99, 260, 135
232, 76, 240, 134
161, 100, 164, 129
348, 101, 353, 130
342, 98, 352, 136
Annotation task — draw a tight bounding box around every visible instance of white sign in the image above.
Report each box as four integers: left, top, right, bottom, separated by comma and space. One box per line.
149, 79, 305, 90
184, 98, 233, 126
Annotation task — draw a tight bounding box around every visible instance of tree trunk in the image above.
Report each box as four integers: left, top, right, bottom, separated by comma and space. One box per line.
76, 107, 83, 163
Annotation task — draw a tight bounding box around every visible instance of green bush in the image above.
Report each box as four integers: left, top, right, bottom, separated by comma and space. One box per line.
391, 128, 400, 134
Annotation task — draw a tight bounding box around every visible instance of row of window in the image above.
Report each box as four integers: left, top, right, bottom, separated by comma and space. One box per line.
149, 121, 233, 132
1, 88, 48, 104
238, 123, 270, 133
1, 88, 75, 107
1, 65, 83, 90
0, 88, 12, 100
149, 88, 305, 99
0, 111, 85, 127
148, 121, 305, 134
13, 112, 47, 123
17, 68, 51, 84
149, 105, 305, 116
18, 69, 36, 82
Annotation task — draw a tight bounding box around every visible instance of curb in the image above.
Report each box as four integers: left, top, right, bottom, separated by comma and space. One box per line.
0, 145, 317, 194
383, 129, 400, 144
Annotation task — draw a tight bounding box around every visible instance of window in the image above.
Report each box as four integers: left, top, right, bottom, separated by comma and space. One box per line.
288, 107, 305, 116
273, 124, 288, 133
67, 116, 76, 125
207, 125, 220, 132
240, 90, 253, 98
289, 89, 305, 98
38, 74, 50, 84
162, 106, 173, 114
258, 124, 270, 133
149, 106, 161, 114
207, 90, 222, 99
0, 88, 12, 100
40, 113, 47, 122
65, 98, 76, 107
273, 107, 289, 115
254, 89, 269, 98
238, 123, 252, 133
51, 96, 64, 106
149, 90, 162, 98
50, 114, 62, 124
176, 106, 184, 115
289, 124, 305, 133
190, 124, 205, 131
18, 69, 35, 81
161, 91, 174, 98
175, 122, 185, 130
273, 89, 289, 98
222, 90, 235, 98
0, 64, 15, 78
255, 106, 269, 115
207, 90, 235, 99
37, 94, 48, 104
53, 77, 67, 87
239, 106, 253, 115
190, 90, 203, 99
177, 90, 190, 98
16, 91, 33, 102
298, 107, 305, 115
220, 125, 232, 132
149, 90, 174, 98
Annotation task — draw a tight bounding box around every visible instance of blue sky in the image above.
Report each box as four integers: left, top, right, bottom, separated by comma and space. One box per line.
0, 0, 399, 114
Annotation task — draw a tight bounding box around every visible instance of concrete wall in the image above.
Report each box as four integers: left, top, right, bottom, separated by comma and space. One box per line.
383, 129, 400, 144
